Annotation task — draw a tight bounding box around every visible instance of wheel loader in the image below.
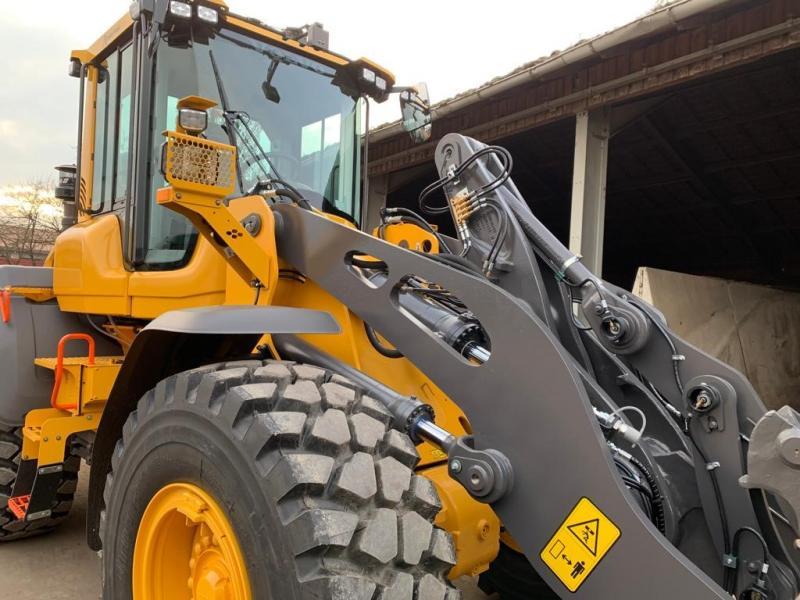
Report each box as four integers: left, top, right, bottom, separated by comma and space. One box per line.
2, 1, 799, 598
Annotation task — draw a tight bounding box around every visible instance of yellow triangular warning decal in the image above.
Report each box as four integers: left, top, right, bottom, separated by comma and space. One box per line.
567, 518, 600, 556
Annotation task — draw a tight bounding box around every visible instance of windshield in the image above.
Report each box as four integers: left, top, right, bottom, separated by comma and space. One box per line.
144, 27, 362, 267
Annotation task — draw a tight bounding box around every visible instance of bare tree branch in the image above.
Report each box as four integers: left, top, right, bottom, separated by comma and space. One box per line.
0, 180, 62, 266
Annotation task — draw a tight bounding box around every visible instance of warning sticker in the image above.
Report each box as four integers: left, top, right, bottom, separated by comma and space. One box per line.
539, 497, 621, 592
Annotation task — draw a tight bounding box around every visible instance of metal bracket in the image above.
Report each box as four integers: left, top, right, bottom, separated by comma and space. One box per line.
740, 405, 800, 533
447, 436, 514, 504
410, 417, 514, 504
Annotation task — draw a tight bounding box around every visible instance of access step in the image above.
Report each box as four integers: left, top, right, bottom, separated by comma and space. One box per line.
7, 495, 30, 520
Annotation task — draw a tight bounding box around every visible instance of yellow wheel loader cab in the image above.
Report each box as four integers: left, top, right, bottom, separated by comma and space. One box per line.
3, 1, 800, 599
3, 0, 480, 596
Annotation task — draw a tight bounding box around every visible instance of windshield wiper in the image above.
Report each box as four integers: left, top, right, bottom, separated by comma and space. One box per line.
208, 49, 307, 207
208, 49, 244, 191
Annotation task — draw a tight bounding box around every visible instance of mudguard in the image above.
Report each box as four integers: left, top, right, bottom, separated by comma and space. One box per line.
86, 305, 339, 549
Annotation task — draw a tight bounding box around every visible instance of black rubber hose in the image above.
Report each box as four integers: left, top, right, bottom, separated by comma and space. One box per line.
501, 191, 594, 284
350, 257, 388, 270
272, 334, 431, 432
383, 207, 454, 254
417, 251, 484, 276
628, 454, 666, 534
273, 187, 312, 211
364, 322, 403, 359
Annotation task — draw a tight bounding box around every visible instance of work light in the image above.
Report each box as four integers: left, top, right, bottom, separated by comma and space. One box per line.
178, 108, 208, 135
361, 68, 377, 84
169, 1, 192, 19
197, 5, 219, 25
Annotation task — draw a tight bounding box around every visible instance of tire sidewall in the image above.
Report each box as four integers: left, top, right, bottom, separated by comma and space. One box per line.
102, 405, 301, 599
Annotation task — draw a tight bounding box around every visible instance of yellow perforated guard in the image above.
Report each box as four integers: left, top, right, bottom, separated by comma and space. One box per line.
164, 132, 236, 197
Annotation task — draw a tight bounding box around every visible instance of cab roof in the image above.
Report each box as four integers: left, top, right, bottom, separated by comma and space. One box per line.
70, 0, 394, 86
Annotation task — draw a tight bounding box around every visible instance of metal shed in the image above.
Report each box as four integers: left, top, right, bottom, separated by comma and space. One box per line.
367, 0, 800, 290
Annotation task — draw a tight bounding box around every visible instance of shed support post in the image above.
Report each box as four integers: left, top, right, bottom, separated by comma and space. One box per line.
569, 108, 610, 276
364, 174, 388, 232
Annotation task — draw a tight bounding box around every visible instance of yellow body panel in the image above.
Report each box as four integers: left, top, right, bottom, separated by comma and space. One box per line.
33, 357, 122, 412
78, 66, 104, 216
71, 14, 133, 64
53, 214, 130, 315
23, 356, 122, 465
129, 239, 227, 318
426, 463, 501, 578
375, 221, 440, 253
70, 9, 393, 87
22, 410, 102, 466
7, 286, 55, 302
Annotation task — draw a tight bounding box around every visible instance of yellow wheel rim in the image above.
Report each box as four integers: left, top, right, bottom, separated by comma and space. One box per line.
133, 483, 252, 600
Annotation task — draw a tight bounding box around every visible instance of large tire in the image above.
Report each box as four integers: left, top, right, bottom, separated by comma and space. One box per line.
101, 360, 460, 599
0, 426, 79, 541
478, 543, 560, 599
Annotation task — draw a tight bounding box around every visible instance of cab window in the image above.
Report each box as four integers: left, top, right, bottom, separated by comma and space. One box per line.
90, 43, 133, 214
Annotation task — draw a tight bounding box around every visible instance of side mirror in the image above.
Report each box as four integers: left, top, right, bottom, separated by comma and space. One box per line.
400, 83, 432, 144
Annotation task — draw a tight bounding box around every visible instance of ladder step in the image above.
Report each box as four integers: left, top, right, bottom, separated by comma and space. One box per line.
7, 495, 30, 520
22, 426, 42, 444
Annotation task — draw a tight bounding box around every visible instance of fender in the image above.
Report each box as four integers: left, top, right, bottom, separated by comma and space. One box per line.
86, 305, 339, 549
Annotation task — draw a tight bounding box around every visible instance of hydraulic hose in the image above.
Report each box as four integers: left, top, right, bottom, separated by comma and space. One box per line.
272, 334, 431, 433
502, 190, 594, 284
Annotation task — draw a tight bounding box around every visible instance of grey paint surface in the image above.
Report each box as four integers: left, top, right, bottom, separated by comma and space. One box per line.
143, 305, 341, 335
0, 265, 54, 288
0, 296, 120, 427
275, 203, 730, 599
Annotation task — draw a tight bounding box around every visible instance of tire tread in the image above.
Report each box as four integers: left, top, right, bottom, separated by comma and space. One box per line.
102, 360, 460, 599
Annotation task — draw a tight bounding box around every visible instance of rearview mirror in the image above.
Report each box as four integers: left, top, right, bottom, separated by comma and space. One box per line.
400, 83, 432, 144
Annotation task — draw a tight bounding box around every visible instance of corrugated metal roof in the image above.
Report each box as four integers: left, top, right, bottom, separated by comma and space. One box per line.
369, 0, 800, 175
372, 0, 743, 140
384, 44, 800, 289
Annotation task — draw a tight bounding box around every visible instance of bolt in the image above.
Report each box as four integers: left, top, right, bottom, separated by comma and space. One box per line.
607, 320, 621, 336
450, 459, 462, 473
175, 192, 182, 199
43, 437, 48, 442
695, 393, 712, 410
477, 519, 491, 540
708, 417, 719, 431
594, 304, 604, 315
794, 539, 800, 551
55, 435, 61, 441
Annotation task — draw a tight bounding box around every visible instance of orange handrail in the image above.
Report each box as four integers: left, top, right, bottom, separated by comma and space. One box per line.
0, 289, 10, 324
51, 333, 96, 411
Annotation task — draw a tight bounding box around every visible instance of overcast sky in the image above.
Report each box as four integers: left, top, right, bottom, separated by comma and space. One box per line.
0, 0, 656, 186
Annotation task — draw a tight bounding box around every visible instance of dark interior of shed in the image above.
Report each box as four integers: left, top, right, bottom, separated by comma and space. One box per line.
386, 46, 800, 292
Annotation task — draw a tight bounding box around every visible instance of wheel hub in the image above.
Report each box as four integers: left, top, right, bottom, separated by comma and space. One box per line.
190, 523, 233, 600
133, 483, 251, 600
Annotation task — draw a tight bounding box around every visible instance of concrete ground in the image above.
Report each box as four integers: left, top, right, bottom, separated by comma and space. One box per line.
0, 466, 492, 599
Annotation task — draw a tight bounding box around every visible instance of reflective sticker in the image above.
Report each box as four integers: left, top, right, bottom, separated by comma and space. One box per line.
539, 497, 621, 592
